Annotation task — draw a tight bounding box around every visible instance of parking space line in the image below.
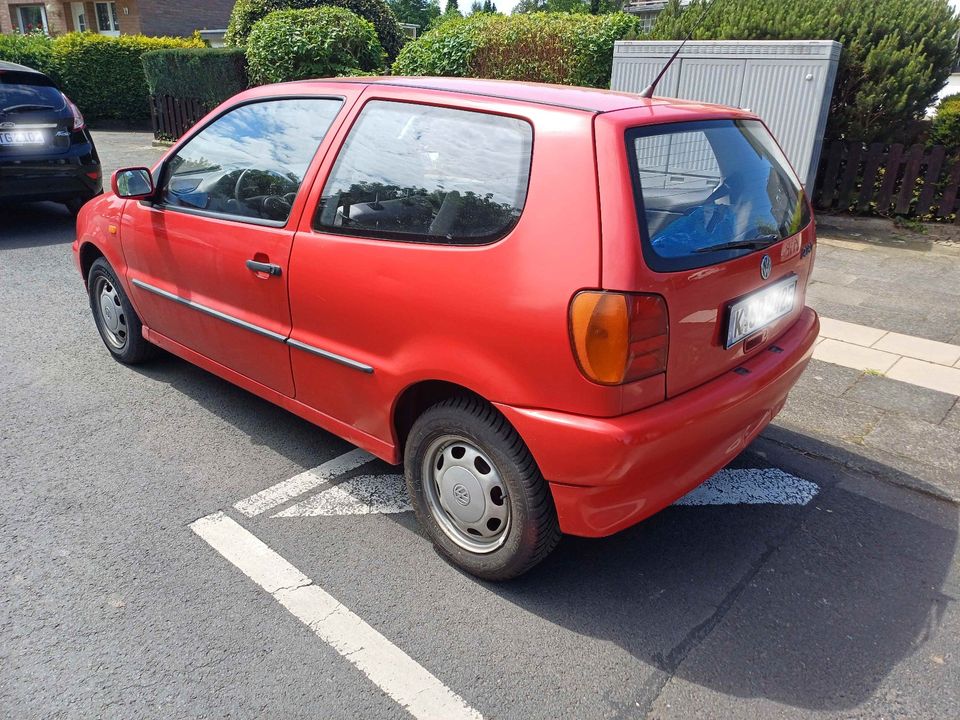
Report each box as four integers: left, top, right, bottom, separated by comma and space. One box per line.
233, 448, 375, 517
191, 512, 483, 720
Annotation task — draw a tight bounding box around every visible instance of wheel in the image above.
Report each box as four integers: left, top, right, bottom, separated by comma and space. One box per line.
87, 257, 155, 364
404, 395, 561, 581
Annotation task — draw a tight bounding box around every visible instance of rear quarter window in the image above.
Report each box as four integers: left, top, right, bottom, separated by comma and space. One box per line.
627, 119, 811, 272
314, 100, 533, 245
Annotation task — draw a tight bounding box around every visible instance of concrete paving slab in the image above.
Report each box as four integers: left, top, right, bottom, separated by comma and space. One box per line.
863, 415, 960, 474
796, 359, 863, 398
842, 374, 957, 424
779, 385, 884, 443
887, 357, 960, 396
872, 332, 960, 366
812, 338, 900, 373
817, 317, 887, 347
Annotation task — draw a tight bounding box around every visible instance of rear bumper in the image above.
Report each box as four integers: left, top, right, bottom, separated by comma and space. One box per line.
496, 306, 819, 537
0, 143, 101, 203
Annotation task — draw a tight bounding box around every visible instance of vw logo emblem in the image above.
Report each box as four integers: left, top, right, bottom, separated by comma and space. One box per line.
760, 254, 772, 280
452, 483, 471, 506
0, 121, 14, 130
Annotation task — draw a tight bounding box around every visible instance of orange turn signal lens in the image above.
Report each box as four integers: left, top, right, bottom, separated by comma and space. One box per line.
569, 291, 668, 385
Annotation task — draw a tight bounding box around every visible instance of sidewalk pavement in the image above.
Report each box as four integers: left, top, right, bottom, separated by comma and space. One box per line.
774, 219, 960, 505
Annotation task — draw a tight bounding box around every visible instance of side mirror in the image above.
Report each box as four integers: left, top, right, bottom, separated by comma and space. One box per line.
112, 167, 154, 199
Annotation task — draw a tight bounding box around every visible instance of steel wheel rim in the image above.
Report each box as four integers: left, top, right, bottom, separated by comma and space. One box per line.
421, 435, 510, 554
94, 276, 127, 350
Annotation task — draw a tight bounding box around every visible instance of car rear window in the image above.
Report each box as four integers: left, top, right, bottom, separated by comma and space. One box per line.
314, 100, 532, 245
626, 119, 811, 272
0, 70, 65, 113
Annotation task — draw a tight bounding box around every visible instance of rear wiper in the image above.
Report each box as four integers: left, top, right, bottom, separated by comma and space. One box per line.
1, 104, 57, 113
694, 234, 779, 254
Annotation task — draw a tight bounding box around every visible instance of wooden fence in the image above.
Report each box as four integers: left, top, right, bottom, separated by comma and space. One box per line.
148, 95, 210, 142
813, 139, 960, 223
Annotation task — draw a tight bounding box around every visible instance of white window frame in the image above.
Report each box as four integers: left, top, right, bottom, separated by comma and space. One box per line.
95, 1, 120, 36
70, 2, 87, 32
15, 4, 50, 34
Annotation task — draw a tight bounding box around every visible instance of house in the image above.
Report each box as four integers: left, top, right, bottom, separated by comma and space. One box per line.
1, 1, 233, 37
623, 0, 692, 33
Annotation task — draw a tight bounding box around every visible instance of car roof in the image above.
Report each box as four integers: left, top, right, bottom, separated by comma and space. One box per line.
0, 60, 43, 74
273, 76, 743, 116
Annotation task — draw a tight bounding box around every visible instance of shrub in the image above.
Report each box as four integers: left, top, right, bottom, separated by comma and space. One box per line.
0, 32, 58, 81
225, 0, 405, 60
649, 0, 960, 143
930, 93, 960, 147
52, 33, 204, 121
142, 48, 248, 106
391, 12, 639, 88
246, 7, 386, 84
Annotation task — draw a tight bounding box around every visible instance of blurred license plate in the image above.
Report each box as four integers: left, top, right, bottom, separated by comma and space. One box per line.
0, 130, 44, 145
725, 275, 798, 348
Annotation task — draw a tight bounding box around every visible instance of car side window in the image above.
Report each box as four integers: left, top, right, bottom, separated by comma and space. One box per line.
161, 98, 342, 224
314, 100, 533, 244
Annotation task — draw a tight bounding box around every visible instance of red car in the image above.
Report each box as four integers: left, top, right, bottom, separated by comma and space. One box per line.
73, 77, 818, 580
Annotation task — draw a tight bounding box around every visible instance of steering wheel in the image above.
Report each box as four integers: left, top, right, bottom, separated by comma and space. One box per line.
234, 168, 291, 204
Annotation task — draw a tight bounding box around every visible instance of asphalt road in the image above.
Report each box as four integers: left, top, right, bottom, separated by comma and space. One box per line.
1, 131, 958, 719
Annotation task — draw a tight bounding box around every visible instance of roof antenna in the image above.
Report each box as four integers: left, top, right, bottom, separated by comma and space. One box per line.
639, 0, 717, 99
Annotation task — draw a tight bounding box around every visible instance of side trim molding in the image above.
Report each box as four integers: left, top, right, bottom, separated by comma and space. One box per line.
130, 278, 374, 374
287, 338, 374, 374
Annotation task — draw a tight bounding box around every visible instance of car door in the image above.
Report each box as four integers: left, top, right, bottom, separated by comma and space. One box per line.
120, 96, 345, 396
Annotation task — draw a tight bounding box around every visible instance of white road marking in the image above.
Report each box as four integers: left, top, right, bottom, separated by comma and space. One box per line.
233, 448, 375, 517
191, 512, 483, 720
273, 474, 409, 517
674, 468, 819, 506
271, 466, 819, 518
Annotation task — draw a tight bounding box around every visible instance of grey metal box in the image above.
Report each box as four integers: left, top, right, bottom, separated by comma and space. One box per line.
611, 40, 842, 189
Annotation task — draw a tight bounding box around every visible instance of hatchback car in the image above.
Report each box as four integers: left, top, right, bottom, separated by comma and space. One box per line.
0, 60, 101, 214
73, 77, 818, 580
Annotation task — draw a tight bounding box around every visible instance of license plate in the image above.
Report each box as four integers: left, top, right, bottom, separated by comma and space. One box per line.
0, 130, 45, 145
725, 275, 798, 348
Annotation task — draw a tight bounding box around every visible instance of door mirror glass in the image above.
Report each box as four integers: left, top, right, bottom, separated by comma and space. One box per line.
113, 167, 154, 198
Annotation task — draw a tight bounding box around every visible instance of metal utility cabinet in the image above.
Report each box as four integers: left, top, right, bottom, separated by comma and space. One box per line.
611, 40, 842, 189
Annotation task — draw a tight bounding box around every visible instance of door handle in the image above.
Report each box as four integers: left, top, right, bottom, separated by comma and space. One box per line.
246, 259, 282, 277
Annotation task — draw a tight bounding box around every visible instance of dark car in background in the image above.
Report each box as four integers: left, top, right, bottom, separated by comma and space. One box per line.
0, 61, 101, 214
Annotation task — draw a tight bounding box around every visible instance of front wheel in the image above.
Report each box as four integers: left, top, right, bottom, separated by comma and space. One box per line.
404, 396, 561, 581
87, 257, 155, 364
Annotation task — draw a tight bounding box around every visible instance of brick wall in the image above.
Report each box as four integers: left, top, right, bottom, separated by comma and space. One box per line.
138, 0, 232, 36
2, 2, 70, 35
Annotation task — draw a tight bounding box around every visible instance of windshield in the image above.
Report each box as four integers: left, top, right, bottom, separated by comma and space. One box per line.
626, 119, 811, 272
0, 70, 65, 113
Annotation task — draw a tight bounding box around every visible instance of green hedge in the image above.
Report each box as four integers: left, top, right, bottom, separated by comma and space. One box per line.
930, 93, 960, 147
142, 48, 248, 106
225, 0, 405, 60
391, 12, 639, 88
0, 32, 58, 81
246, 7, 386, 84
0, 32, 203, 121
649, 0, 960, 144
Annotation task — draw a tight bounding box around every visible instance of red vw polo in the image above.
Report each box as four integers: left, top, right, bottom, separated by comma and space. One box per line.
73, 77, 818, 580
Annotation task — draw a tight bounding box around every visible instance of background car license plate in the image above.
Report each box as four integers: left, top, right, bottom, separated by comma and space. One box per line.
0, 130, 44, 145
725, 275, 798, 348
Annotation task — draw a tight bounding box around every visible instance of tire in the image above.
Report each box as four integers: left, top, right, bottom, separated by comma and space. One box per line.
404, 395, 561, 581
87, 257, 155, 364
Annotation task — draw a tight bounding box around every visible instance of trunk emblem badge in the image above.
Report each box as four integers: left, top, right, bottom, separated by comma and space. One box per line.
0, 122, 15, 130
760, 254, 772, 280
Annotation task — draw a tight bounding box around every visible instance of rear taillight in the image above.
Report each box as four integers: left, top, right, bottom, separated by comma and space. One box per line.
64, 94, 85, 131
569, 291, 668, 385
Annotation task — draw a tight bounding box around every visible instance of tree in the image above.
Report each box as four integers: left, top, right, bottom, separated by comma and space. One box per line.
444, 0, 461, 16
388, 0, 441, 28
649, 0, 960, 143
512, 0, 589, 13
470, 0, 482, 12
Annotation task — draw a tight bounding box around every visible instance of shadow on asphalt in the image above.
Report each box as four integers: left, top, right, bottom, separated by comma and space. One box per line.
0, 201, 76, 248
128, 350, 957, 713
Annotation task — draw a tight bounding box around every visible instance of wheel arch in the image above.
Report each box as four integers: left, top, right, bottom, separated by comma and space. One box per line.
392, 379, 496, 460
78, 241, 106, 287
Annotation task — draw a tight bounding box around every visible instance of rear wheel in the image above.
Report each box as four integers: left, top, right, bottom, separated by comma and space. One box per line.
87, 257, 155, 364
404, 395, 561, 580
